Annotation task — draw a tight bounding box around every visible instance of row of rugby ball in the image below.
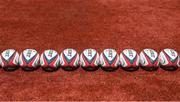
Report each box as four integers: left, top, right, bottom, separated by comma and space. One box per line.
0, 48, 179, 72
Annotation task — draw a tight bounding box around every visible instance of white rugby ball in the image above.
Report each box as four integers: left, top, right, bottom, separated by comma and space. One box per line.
0, 49, 19, 71
99, 49, 119, 71
40, 49, 60, 71
60, 48, 79, 71
19, 49, 40, 71
80, 49, 99, 71
119, 49, 139, 71
139, 49, 159, 71
159, 48, 179, 70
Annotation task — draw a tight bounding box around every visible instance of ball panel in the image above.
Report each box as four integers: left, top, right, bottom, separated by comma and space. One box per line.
80, 54, 87, 67
22, 49, 37, 61
143, 49, 158, 61
49, 55, 60, 68
1, 49, 16, 61
99, 53, 106, 66
159, 51, 169, 66
19, 54, 23, 66
73, 53, 79, 67
140, 52, 148, 66
44, 50, 58, 61
94, 53, 100, 66
32, 54, 40, 68
164, 49, 178, 61
40, 53, 45, 66
122, 49, 137, 61
135, 54, 140, 66
120, 53, 128, 67
60, 53, 66, 66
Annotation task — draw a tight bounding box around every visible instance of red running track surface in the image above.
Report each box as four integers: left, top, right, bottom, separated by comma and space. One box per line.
0, 0, 180, 101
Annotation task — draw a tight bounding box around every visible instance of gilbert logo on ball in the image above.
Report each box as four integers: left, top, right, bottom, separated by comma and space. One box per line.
80, 49, 99, 71
60, 48, 79, 71
159, 48, 179, 71
19, 49, 40, 71
120, 49, 139, 71
0, 49, 19, 71
40, 49, 60, 71
139, 49, 159, 71
99, 49, 119, 71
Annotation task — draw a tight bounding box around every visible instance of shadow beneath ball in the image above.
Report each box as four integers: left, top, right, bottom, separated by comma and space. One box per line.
160, 66, 178, 71
61, 66, 79, 71
21, 67, 40, 72
42, 67, 60, 72
3, 66, 19, 72
82, 66, 99, 72
101, 67, 119, 72
121, 67, 139, 72
141, 66, 159, 72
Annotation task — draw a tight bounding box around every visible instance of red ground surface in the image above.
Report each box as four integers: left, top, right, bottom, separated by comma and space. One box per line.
0, 0, 180, 101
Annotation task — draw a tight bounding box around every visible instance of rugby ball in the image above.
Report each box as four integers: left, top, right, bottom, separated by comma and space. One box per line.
139, 49, 159, 71
60, 48, 79, 71
80, 49, 99, 71
0, 49, 19, 71
120, 49, 139, 71
40, 49, 60, 72
99, 49, 119, 71
159, 48, 179, 71
19, 49, 40, 71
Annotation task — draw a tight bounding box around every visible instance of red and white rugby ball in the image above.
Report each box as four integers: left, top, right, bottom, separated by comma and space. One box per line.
80, 49, 99, 71
139, 49, 159, 71
99, 49, 119, 71
159, 48, 179, 71
19, 49, 40, 71
60, 48, 79, 71
120, 49, 139, 71
0, 49, 19, 71
40, 49, 60, 72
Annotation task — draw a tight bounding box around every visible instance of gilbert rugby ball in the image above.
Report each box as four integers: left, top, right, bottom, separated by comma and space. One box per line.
139, 49, 159, 71
80, 49, 99, 71
40, 49, 60, 72
159, 48, 179, 71
60, 48, 79, 71
0, 49, 19, 71
19, 49, 40, 71
120, 49, 139, 71
99, 49, 120, 71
